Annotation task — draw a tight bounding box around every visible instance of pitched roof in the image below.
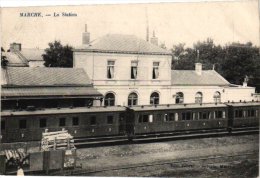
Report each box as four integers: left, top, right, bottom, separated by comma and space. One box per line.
2, 67, 92, 86
19, 48, 44, 61
171, 70, 230, 86
1, 86, 102, 98
75, 34, 172, 55
130, 103, 227, 111
4, 52, 28, 67
3, 48, 44, 67
2, 106, 126, 117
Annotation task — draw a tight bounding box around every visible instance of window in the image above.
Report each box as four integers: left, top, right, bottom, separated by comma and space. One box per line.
39, 118, 47, 128
176, 92, 184, 104
215, 111, 223, 119
19, 119, 27, 129
138, 114, 150, 123
248, 110, 256, 117
195, 92, 203, 104
72, 117, 79, 126
107, 60, 115, 79
152, 62, 160, 79
199, 112, 209, 120
107, 116, 114, 124
164, 113, 175, 122
182, 112, 191, 120
1, 120, 5, 130
90, 116, 96, 125
235, 110, 243, 118
150, 92, 159, 105
213, 92, 221, 103
128, 92, 138, 106
131, 61, 138, 79
104, 93, 115, 106
59, 118, 66, 127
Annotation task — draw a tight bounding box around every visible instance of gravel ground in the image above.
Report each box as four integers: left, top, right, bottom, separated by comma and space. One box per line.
76, 134, 259, 177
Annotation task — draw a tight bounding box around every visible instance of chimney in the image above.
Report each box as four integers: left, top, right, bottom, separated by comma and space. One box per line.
150, 31, 158, 46
82, 24, 90, 45
10, 43, 21, 52
195, 63, 202, 75
242, 75, 248, 87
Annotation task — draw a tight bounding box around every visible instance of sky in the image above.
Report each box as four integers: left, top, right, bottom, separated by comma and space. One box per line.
1, 0, 259, 50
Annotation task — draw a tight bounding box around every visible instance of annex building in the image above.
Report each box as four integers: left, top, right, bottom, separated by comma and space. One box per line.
2, 43, 45, 67
73, 29, 257, 106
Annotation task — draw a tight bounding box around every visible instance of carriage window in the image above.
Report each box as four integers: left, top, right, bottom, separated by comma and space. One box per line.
215, 111, 223, 119
1, 120, 5, 130
182, 112, 191, 120
235, 110, 243, 118
176, 92, 184, 104
199, 112, 208, 120
248, 110, 256, 117
72, 117, 79, 126
19, 119, 27, 129
150, 92, 160, 105
182, 113, 186, 121
90, 116, 96, 125
139, 114, 149, 123
203, 113, 208, 119
104, 93, 115, 106
107, 116, 114, 124
59, 118, 66, 127
164, 113, 175, 122
39, 118, 47, 128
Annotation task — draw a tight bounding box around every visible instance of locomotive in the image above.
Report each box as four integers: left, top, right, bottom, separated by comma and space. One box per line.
1, 101, 259, 143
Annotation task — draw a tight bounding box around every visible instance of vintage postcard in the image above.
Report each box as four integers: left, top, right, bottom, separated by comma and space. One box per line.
0, 0, 259, 177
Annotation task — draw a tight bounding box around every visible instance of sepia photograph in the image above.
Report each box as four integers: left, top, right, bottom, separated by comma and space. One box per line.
0, 0, 259, 177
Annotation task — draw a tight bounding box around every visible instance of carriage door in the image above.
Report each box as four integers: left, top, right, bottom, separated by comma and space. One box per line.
119, 113, 126, 135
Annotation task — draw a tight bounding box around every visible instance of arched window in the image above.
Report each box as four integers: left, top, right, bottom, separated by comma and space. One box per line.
195, 92, 203, 104
176, 92, 184, 104
150, 92, 159, 105
128, 92, 138, 106
104, 93, 115, 106
213, 91, 221, 103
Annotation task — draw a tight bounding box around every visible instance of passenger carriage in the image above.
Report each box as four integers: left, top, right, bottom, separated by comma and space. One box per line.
127, 103, 229, 135
1, 106, 125, 142
227, 102, 260, 129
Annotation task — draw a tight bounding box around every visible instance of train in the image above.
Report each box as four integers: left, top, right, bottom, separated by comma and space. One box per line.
1, 101, 259, 143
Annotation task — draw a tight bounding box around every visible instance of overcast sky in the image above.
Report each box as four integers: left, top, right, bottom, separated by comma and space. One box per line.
1, 1, 259, 50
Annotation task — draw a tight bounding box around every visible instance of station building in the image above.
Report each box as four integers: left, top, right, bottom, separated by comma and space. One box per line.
73, 29, 257, 106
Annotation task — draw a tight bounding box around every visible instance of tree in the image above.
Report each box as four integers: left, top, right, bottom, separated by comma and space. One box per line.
1, 47, 8, 68
43, 41, 73, 67
171, 39, 260, 92
221, 42, 260, 90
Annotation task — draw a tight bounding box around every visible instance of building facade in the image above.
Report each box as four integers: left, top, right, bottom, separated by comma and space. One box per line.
73, 32, 256, 106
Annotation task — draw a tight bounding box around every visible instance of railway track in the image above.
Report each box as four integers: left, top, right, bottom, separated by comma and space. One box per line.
74, 127, 259, 148
50, 152, 258, 176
